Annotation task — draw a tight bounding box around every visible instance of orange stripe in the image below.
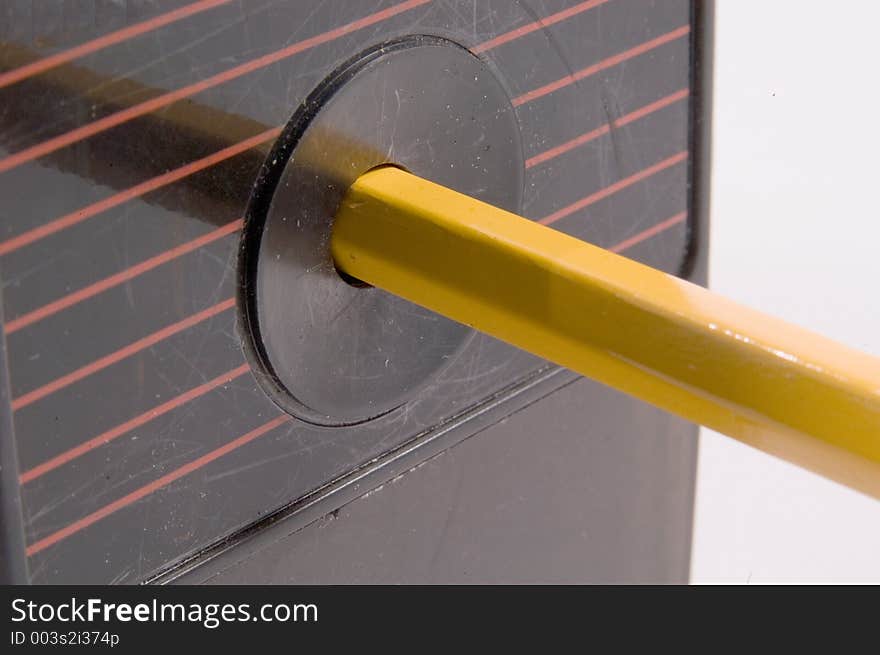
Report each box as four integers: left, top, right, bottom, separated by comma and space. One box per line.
6, 220, 242, 334
540, 151, 688, 226
0, 0, 233, 89
26, 415, 290, 556
472, 0, 612, 53
610, 212, 687, 253
19, 363, 251, 484
526, 88, 689, 168
513, 25, 690, 107
0, 128, 277, 256
0, 0, 431, 173
11, 298, 235, 411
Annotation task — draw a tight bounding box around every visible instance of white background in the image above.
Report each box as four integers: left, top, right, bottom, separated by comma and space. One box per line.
689, 0, 880, 583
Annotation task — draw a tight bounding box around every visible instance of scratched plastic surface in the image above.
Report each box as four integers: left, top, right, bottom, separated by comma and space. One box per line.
0, 0, 692, 583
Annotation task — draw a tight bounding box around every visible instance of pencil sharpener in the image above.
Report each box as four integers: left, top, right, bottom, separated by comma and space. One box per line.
0, 1, 709, 584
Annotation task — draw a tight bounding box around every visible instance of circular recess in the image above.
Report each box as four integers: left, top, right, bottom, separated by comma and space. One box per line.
239, 35, 524, 426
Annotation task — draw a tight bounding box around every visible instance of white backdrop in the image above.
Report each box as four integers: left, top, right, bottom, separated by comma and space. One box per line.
690, 0, 880, 583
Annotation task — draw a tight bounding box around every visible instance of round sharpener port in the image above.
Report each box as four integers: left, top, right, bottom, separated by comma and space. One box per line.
239, 35, 524, 426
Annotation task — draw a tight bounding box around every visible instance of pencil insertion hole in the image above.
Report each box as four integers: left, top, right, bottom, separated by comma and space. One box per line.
335, 267, 371, 288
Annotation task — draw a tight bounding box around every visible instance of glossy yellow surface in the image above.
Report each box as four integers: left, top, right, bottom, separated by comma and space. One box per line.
331, 166, 880, 498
